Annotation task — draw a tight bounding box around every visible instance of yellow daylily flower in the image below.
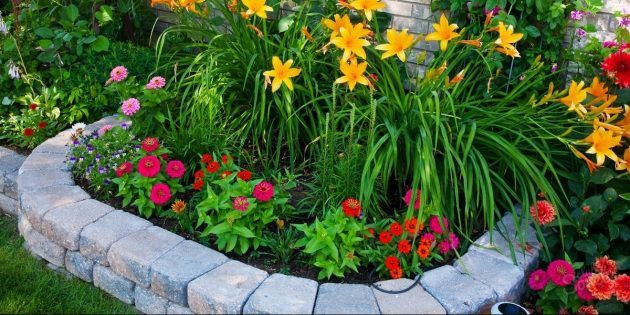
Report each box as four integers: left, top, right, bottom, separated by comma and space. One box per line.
615, 148, 630, 173
375, 29, 416, 62
558, 81, 588, 115
151, 0, 175, 8
330, 23, 371, 61
496, 44, 520, 58
493, 22, 523, 58
323, 14, 353, 39
425, 13, 460, 51
263, 56, 301, 92
335, 59, 369, 91
350, 0, 386, 21
585, 127, 621, 165
588, 77, 609, 101
242, 0, 273, 19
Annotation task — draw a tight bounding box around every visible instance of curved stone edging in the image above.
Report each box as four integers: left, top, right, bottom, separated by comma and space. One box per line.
0, 147, 25, 215
14, 116, 541, 314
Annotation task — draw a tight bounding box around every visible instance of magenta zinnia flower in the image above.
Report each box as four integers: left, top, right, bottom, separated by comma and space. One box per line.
529, 269, 549, 291
138, 156, 161, 178
146, 76, 166, 89
575, 272, 596, 301
233, 196, 249, 211
547, 259, 575, 287
110, 66, 128, 82
253, 181, 275, 202
429, 215, 449, 234
121, 98, 141, 116
166, 160, 185, 179
403, 188, 421, 210
141, 137, 160, 152
150, 183, 171, 205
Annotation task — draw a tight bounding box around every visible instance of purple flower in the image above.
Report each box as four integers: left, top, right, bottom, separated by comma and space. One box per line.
551, 63, 558, 72
620, 17, 630, 28
576, 28, 586, 38
483, 6, 501, 16
603, 40, 617, 48
570, 10, 584, 21
95, 154, 101, 162
120, 122, 128, 129
98, 166, 106, 174
69, 157, 76, 164
87, 145, 94, 153
73, 140, 80, 147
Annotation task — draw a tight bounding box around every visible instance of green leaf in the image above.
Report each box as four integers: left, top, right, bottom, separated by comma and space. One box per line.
608, 221, 620, 240
278, 15, 295, 33
90, 36, 110, 52
3, 37, 16, 51
233, 226, 255, 238
38, 39, 53, 49
34, 27, 55, 39
155, 112, 166, 123
597, 300, 623, 313
574, 239, 597, 256
95, 5, 114, 26
619, 192, 630, 201
64, 5, 80, 22
590, 168, 615, 184
208, 222, 230, 235
524, 25, 540, 37
37, 51, 56, 63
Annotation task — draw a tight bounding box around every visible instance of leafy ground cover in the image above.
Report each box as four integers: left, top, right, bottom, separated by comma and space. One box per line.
0, 215, 136, 314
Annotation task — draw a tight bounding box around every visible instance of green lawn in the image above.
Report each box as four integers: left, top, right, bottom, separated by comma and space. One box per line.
0, 215, 136, 314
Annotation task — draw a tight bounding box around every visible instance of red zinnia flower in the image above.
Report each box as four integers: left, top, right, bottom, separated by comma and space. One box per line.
193, 179, 204, 191
194, 170, 205, 179
221, 155, 232, 164
201, 153, 213, 163
341, 198, 361, 218
206, 161, 220, 173
237, 169, 252, 181
529, 200, 556, 225
587, 273, 615, 300
615, 274, 630, 303
397, 239, 411, 254
29, 103, 38, 110
253, 181, 275, 202
166, 160, 186, 179
221, 171, 232, 179
367, 228, 375, 236
594, 256, 617, 277
547, 259, 575, 287
141, 137, 160, 152
23, 128, 34, 137
416, 244, 430, 259
529, 269, 549, 291
577, 305, 598, 315
384, 256, 399, 270
389, 266, 403, 279
150, 183, 171, 205
389, 222, 403, 236
116, 162, 133, 177
601, 51, 630, 88
38, 121, 47, 129
379, 231, 393, 244
138, 156, 161, 178
404, 217, 423, 235
161, 153, 169, 161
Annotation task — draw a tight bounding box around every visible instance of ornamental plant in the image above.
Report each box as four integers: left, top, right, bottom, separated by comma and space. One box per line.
112, 136, 186, 218
294, 198, 367, 280
67, 123, 136, 200
194, 153, 295, 255
529, 255, 629, 314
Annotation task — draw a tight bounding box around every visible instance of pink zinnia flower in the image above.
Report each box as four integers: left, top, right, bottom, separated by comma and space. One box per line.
547, 259, 575, 287
121, 98, 141, 116
529, 269, 549, 291
437, 240, 451, 254
110, 66, 128, 82
253, 181, 274, 202
429, 215, 449, 234
97, 124, 113, 136
420, 233, 435, 246
447, 232, 459, 250
576, 272, 596, 302
141, 137, 160, 152
116, 162, 133, 177
138, 156, 161, 178
403, 188, 421, 210
146, 76, 166, 89
166, 160, 185, 179
150, 183, 171, 205
602, 40, 617, 48
233, 196, 249, 211
529, 200, 556, 225
577, 305, 598, 315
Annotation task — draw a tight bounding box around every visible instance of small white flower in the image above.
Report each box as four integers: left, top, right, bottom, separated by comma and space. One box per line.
0, 11, 7, 35
72, 122, 87, 132
8, 62, 20, 79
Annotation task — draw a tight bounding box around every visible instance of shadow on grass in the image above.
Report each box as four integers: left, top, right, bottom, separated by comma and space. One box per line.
0, 215, 136, 314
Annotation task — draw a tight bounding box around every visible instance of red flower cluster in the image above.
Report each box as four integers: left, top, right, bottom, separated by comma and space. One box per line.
237, 169, 252, 181
384, 255, 402, 279
29, 103, 38, 110
601, 49, 630, 88
23, 128, 34, 137
341, 198, 361, 218
38, 121, 47, 129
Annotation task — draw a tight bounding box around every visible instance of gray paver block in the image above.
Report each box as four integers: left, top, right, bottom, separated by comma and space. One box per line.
80, 210, 152, 266
93, 265, 135, 304
372, 278, 446, 314
3, 170, 19, 199
188, 260, 268, 314
0, 151, 26, 177
108, 226, 184, 287
84, 116, 123, 133
314, 283, 379, 314
18, 214, 32, 237
32, 133, 71, 154
17, 169, 73, 194
244, 273, 318, 314
151, 240, 229, 306
22, 185, 90, 232
0, 194, 17, 215
18, 152, 68, 174
40, 199, 113, 250
167, 302, 194, 314
420, 265, 497, 314
65, 251, 95, 282
454, 250, 526, 302
23, 226, 66, 266
135, 286, 169, 314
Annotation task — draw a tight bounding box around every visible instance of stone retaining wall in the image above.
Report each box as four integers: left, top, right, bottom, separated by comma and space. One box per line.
12, 116, 541, 314
0, 147, 25, 215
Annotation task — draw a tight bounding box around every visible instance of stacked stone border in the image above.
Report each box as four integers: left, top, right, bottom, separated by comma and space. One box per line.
0, 147, 25, 215
10, 116, 541, 314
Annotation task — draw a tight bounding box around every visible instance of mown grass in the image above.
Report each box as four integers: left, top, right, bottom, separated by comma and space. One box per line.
0, 215, 136, 314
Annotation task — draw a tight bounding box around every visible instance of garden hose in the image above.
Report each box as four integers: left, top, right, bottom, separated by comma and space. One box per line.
369, 268, 422, 294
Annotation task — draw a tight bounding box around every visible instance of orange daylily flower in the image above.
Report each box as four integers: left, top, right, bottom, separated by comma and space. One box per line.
425, 14, 460, 51
375, 29, 416, 62
588, 77, 609, 101
242, 0, 273, 19
330, 23, 371, 61
558, 81, 588, 115
459, 39, 482, 47
335, 58, 369, 91
571, 146, 600, 173
350, 0, 386, 21
615, 148, 630, 173
323, 14, 353, 39
263, 56, 301, 92
301, 26, 315, 42
494, 22, 523, 58
584, 127, 622, 165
